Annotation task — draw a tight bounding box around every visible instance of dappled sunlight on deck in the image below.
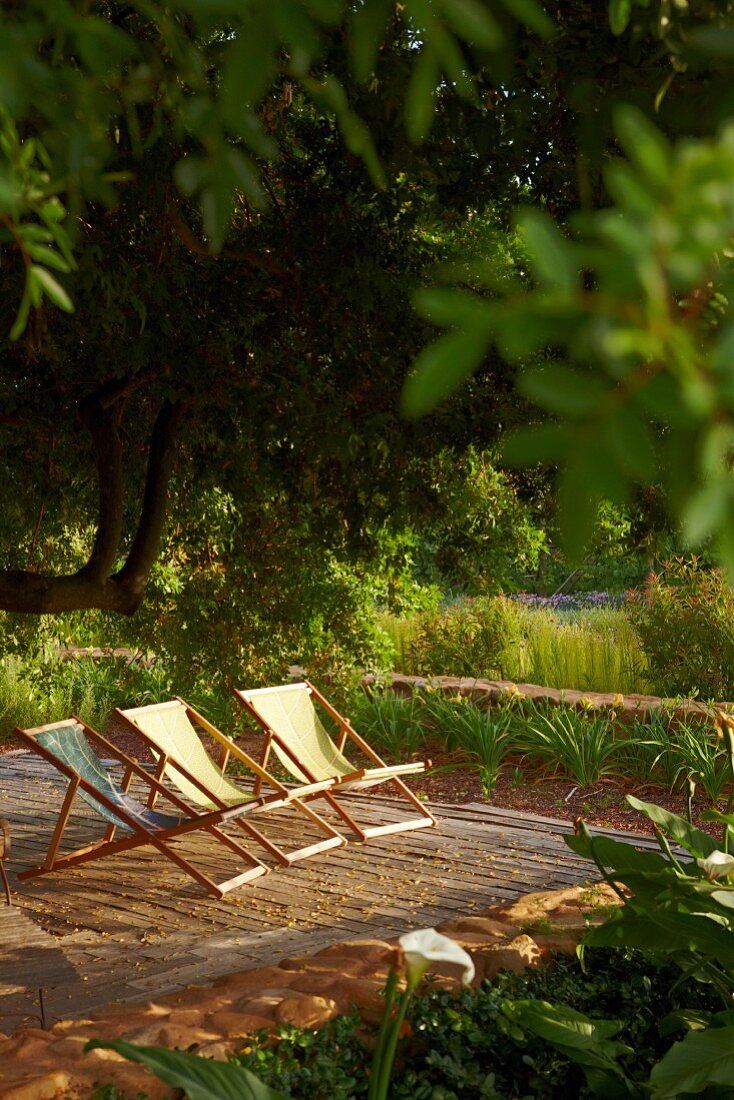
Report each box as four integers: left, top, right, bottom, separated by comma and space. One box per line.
0, 748, 637, 1033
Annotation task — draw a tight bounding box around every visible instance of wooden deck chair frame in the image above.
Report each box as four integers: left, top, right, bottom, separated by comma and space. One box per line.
234, 680, 436, 841
15, 718, 274, 898
114, 698, 346, 866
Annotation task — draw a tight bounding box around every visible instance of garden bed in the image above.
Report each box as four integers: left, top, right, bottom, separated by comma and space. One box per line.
413, 768, 719, 836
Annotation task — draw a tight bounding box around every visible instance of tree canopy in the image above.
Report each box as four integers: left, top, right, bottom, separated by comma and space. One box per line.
2, 0, 734, 616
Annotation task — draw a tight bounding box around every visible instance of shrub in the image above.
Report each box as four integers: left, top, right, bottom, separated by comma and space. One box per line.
630, 557, 734, 700
406, 596, 523, 681
231, 950, 719, 1099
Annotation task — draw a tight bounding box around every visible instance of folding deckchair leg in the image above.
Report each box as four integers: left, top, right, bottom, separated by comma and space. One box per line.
41, 776, 79, 870
316, 782, 436, 841
224, 807, 344, 866
22, 823, 268, 899
319, 790, 370, 841
197, 820, 275, 869
143, 837, 267, 898
278, 797, 346, 863
390, 775, 438, 823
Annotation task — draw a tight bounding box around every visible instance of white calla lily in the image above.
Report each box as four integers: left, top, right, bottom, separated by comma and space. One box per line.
696, 850, 734, 880
399, 928, 475, 988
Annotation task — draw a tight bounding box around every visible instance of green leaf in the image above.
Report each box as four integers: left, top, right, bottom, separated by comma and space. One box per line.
714, 519, 734, 585
585, 834, 668, 874
517, 209, 576, 292
710, 889, 734, 910
608, 0, 632, 35
75, 20, 139, 73
349, 0, 393, 82
25, 243, 72, 273
519, 365, 607, 417
682, 481, 732, 546
557, 454, 600, 559
405, 46, 439, 143
601, 410, 657, 482
500, 0, 555, 38
304, 0, 342, 25
501, 422, 571, 465
650, 1026, 734, 1097
221, 32, 277, 124
604, 160, 656, 216
614, 105, 671, 190
225, 148, 266, 203
658, 1009, 713, 1037
30, 265, 73, 311
626, 795, 719, 857
442, 0, 503, 49
689, 26, 734, 57
584, 908, 734, 966
504, 1000, 632, 1072
174, 156, 207, 197
9, 283, 31, 341
84, 1041, 288, 1100
402, 329, 488, 416
201, 183, 234, 252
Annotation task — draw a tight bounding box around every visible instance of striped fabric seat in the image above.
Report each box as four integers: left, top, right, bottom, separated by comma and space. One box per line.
36, 724, 182, 833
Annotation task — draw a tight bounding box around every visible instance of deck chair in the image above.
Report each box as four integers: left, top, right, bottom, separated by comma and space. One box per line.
114, 698, 345, 866
16, 718, 272, 898
234, 681, 436, 840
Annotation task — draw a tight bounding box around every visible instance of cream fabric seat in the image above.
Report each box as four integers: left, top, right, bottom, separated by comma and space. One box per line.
235, 681, 436, 841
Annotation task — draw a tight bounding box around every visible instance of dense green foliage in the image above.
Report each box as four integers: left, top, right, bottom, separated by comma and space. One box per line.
630, 558, 734, 701
382, 598, 648, 694
407, 6, 734, 574
1, 0, 729, 634
405, 595, 524, 681
555, 787, 734, 1097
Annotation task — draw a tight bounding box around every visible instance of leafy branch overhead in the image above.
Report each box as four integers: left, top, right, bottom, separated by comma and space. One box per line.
0, 0, 557, 615
405, 104, 734, 569
4, 0, 734, 617
0, 0, 552, 328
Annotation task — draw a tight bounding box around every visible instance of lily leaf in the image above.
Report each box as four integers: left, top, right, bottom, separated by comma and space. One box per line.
650, 1025, 734, 1097
565, 832, 668, 874
626, 795, 718, 857
503, 1000, 635, 1096
583, 908, 734, 968
84, 1041, 288, 1100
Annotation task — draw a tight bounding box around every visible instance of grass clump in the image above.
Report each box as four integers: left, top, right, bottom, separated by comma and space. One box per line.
516, 605, 649, 696
512, 702, 626, 787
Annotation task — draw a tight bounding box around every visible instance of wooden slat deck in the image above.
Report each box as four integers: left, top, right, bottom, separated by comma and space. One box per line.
0, 749, 654, 1034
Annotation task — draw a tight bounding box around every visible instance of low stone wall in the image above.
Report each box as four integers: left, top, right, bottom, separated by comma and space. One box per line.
364, 672, 731, 725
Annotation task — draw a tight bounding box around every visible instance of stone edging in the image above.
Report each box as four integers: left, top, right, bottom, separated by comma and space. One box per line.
364, 673, 733, 724
0, 883, 620, 1099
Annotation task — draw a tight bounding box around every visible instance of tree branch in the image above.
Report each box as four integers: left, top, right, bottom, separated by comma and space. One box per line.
114, 399, 184, 609
0, 397, 184, 615
76, 393, 124, 583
